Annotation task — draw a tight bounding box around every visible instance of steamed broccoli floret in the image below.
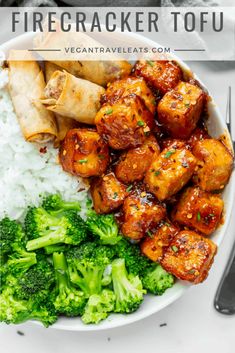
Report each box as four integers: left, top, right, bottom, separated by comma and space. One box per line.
114, 239, 150, 276
25, 208, 88, 251
82, 289, 115, 324
53, 252, 86, 317
0, 276, 57, 327
66, 242, 115, 297
16, 256, 55, 300
0, 217, 27, 255
111, 258, 145, 314
141, 263, 174, 295
0, 217, 37, 276
86, 211, 121, 245
42, 194, 81, 215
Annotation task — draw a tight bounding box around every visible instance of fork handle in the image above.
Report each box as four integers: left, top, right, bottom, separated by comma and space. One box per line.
214, 241, 235, 314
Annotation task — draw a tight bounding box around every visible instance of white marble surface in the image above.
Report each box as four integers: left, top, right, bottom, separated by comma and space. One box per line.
1, 61, 235, 353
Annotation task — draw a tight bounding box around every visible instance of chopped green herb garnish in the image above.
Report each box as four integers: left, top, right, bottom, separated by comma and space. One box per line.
137, 120, 145, 127
147, 230, 154, 238
164, 150, 176, 158
188, 269, 195, 274
171, 245, 178, 253
152, 99, 156, 106
197, 212, 201, 221
98, 154, 105, 160
78, 159, 88, 164
105, 108, 113, 115
147, 60, 154, 67
164, 222, 171, 227
209, 213, 215, 217
185, 103, 190, 108
126, 185, 133, 192
113, 192, 118, 199
154, 170, 161, 176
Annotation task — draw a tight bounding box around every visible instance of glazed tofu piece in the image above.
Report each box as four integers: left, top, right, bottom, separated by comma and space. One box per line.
192, 139, 233, 191
102, 77, 156, 114
133, 60, 182, 95
59, 128, 109, 178
160, 230, 217, 284
172, 187, 224, 236
144, 141, 197, 201
140, 221, 179, 262
121, 191, 166, 241
95, 94, 154, 150
90, 172, 128, 214
187, 127, 210, 150
157, 82, 205, 139
115, 135, 160, 184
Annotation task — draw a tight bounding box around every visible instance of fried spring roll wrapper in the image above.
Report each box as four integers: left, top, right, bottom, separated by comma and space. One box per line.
41, 70, 105, 124
44, 62, 78, 145
8, 51, 57, 143
34, 30, 132, 86
51, 60, 132, 87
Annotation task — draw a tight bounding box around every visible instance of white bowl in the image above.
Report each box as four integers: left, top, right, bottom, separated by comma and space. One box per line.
1, 31, 234, 331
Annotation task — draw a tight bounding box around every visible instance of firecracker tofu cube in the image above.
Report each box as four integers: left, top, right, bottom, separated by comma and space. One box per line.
192, 139, 233, 192
140, 221, 179, 262
157, 82, 205, 139
115, 135, 160, 184
95, 94, 154, 150
172, 187, 223, 236
144, 141, 197, 201
90, 172, 128, 214
133, 60, 182, 95
121, 191, 166, 241
102, 76, 156, 114
160, 230, 217, 284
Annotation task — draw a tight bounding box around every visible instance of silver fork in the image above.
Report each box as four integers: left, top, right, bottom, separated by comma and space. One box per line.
214, 86, 235, 315
226, 86, 235, 152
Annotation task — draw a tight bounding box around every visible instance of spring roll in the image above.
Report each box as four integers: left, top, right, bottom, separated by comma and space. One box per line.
8, 50, 57, 143
34, 29, 132, 86
41, 70, 105, 124
44, 62, 78, 145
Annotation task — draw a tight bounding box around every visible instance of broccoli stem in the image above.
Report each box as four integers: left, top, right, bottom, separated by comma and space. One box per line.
112, 258, 130, 296
49, 202, 81, 216
8, 252, 37, 270
26, 230, 66, 251
53, 252, 69, 288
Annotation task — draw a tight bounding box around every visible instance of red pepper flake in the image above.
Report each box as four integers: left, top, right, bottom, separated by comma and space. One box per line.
39, 146, 47, 154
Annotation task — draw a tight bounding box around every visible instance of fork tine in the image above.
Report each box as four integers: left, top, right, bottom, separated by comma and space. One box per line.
226, 86, 235, 153
226, 86, 231, 131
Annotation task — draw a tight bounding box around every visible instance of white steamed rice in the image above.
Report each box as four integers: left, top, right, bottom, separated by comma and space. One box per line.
0, 68, 89, 221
